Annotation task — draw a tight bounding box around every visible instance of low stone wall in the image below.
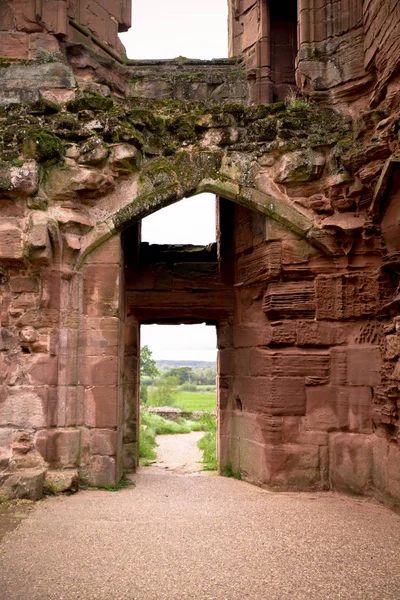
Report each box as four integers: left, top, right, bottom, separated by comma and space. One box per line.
146, 407, 216, 423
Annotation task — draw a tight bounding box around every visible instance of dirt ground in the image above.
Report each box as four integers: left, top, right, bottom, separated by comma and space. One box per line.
0, 499, 35, 543
0, 433, 399, 600
150, 430, 205, 473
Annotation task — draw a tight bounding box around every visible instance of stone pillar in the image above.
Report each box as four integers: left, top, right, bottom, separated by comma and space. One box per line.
78, 236, 124, 487
123, 315, 140, 471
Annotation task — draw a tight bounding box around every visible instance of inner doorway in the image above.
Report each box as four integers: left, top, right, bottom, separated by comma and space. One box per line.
121, 194, 236, 474
139, 324, 217, 471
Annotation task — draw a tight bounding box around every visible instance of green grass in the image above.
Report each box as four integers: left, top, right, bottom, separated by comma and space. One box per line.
197, 413, 217, 471
223, 463, 242, 480
91, 477, 135, 492
175, 391, 216, 412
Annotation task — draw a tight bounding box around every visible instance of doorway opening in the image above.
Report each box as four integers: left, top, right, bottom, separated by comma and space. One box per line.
139, 324, 217, 471
119, 0, 229, 60
270, 0, 298, 101
121, 194, 236, 474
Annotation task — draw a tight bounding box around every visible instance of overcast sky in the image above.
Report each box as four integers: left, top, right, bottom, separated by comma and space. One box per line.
119, 0, 228, 60
120, 1, 228, 362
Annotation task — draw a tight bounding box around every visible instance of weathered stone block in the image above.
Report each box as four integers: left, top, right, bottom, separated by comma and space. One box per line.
83, 386, 118, 428
263, 282, 316, 319
316, 273, 382, 319
34, 429, 80, 468
329, 433, 373, 495
0, 219, 23, 261
0, 31, 29, 58
15, 1, 43, 32
0, 386, 48, 428
90, 429, 117, 456
10, 276, 40, 294
88, 455, 116, 487
44, 469, 79, 494
265, 444, 322, 488
296, 321, 346, 347
234, 436, 269, 484
372, 436, 400, 507
275, 150, 326, 184
249, 349, 330, 379
0, 468, 45, 501
346, 346, 381, 386
232, 322, 296, 348
27, 356, 59, 386
237, 241, 281, 285
282, 416, 328, 446
0, 1, 15, 31
233, 376, 306, 415
78, 356, 118, 386
83, 264, 120, 317
306, 386, 372, 433
385, 334, 400, 360
0, 428, 12, 467
109, 144, 141, 172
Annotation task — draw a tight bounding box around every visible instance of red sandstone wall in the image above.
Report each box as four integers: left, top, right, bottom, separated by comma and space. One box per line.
218, 203, 400, 506
229, 0, 398, 108
0, 0, 131, 61
364, 0, 400, 108
0, 0, 65, 59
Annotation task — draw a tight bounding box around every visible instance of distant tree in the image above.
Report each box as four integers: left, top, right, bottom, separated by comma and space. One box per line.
140, 345, 159, 379
166, 366, 193, 384
140, 346, 159, 404
148, 375, 179, 407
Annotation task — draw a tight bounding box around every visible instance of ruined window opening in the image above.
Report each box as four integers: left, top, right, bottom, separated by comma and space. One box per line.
141, 194, 217, 245
269, 0, 298, 101
119, 0, 229, 60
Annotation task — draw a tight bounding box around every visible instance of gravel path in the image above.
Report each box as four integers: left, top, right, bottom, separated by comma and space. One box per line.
0, 435, 399, 600
152, 431, 204, 473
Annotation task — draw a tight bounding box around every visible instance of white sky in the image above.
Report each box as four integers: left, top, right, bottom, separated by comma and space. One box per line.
120, 1, 227, 361
119, 0, 228, 60
141, 194, 216, 244
141, 324, 217, 362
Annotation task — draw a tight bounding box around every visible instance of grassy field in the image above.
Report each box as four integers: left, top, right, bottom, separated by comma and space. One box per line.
175, 391, 216, 412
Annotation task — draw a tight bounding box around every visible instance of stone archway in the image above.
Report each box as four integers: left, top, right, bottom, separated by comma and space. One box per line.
0, 90, 399, 507
74, 182, 338, 488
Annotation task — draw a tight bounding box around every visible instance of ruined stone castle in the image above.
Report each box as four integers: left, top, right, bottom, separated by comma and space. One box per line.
0, 0, 399, 510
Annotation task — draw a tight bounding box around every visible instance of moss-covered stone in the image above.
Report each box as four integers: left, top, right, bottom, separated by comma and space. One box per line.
28, 99, 61, 115
245, 102, 286, 121
24, 130, 63, 165
66, 93, 114, 114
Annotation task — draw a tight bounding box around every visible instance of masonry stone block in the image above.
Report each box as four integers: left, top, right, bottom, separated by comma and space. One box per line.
83, 264, 120, 317
0, 428, 12, 468
265, 444, 322, 489
83, 386, 118, 428
0, 468, 45, 501
90, 429, 117, 456
0, 31, 29, 58
306, 386, 372, 434
329, 433, 373, 495
249, 349, 330, 379
0, 386, 48, 429
346, 346, 381, 386
88, 455, 117, 487
78, 356, 119, 387
44, 469, 79, 494
0, 219, 23, 261
233, 376, 306, 415
35, 429, 80, 468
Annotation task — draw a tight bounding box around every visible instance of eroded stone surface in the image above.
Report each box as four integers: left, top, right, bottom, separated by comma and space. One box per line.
0, 0, 399, 512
